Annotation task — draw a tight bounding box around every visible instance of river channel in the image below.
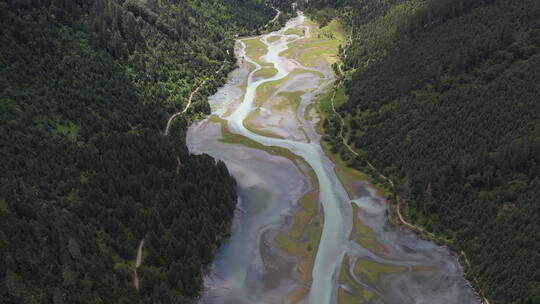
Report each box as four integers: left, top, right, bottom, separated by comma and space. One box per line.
187, 13, 479, 304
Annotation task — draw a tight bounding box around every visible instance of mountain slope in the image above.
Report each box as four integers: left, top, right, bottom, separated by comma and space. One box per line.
302, 0, 540, 303
0, 0, 274, 303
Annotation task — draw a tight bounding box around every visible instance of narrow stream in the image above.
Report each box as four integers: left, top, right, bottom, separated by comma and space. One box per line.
187, 13, 479, 304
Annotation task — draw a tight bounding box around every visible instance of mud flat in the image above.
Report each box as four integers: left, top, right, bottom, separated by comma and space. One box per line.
188, 13, 478, 304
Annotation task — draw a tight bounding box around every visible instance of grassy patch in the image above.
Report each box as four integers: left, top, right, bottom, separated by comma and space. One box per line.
299, 45, 340, 67
52, 118, 79, 142
412, 265, 437, 272
289, 190, 319, 239
275, 170, 322, 284
285, 28, 305, 36
279, 47, 297, 59
255, 70, 323, 106
267, 35, 281, 43
243, 108, 287, 140
304, 19, 320, 36
252, 67, 278, 80
358, 238, 387, 254
210, 115, 306, 167
350, 204, 387, 255
339, 254, 351, 284
350, 205, 376, 238
331, 84, 349, 110
305, 103, 316, 117
338, 255, 376, 303
354, 258, 407, 284
243, 38, 273, 67
280, 18, 345, 67
271, 91, 303, 113
280, 39, 340, 67
314, 88, 333, 120
338, 287, 366, 304
252, 89, 312, 142
275, 203, 322, 258
320, 19, 347, 42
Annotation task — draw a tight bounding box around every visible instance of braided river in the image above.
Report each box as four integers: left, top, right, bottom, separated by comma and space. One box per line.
187, 13, 479, 304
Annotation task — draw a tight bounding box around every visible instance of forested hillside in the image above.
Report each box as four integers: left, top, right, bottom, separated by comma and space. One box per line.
0, 0, 275, 303
303, 0, 540, 303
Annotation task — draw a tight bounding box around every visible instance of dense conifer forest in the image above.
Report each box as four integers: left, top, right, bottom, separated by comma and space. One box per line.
0, 0, 276, 302
302, 0, 540, 303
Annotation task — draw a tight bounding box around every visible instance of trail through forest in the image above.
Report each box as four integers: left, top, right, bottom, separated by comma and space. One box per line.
164, 63, 226, 135
266, 7, 281, 28
133, 239, 144, 291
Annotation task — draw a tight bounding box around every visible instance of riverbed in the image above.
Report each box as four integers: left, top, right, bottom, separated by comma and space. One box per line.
187, 13, 479, 304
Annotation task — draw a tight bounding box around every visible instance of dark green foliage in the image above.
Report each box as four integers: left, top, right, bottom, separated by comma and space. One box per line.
0, 0, 273, 302
267, 0, 296, 15
224, 0, 276, 30
344, 0, 535, 112
397, 0, 496, 38
309, 0, 540, 303
298, 0, 402, 26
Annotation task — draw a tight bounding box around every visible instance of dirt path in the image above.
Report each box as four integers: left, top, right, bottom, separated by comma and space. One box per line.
395, 198, 432, 236
330, 88, 494, 303
164, 79, 207, 135
329, 89, 361, 162
164, 63, 226, 136
329, 90, 433, 236
461, 250, 491, 304
265, 7, 281, 28
133, 239, 145, 291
